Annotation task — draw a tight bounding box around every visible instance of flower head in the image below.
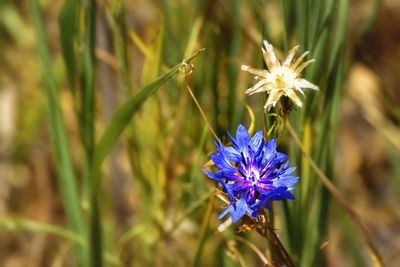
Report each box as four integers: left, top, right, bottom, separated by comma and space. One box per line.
203, 124, 299, 222
241, 40, 319, 112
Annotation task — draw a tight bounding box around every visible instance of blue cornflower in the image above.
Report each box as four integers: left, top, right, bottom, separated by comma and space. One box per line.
203, 124, 299, 223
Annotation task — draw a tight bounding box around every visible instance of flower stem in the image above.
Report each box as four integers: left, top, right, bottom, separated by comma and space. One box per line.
256, 210, 295, 267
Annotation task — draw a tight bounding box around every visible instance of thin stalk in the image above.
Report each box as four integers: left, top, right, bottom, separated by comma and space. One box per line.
233, 236, 269, 265
255, 210, 295, 267
191, 194, 215, 267
185, 83, 218, 140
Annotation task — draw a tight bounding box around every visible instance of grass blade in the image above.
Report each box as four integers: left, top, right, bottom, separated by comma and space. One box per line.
0, 217, 84, 244
87, 49, 204, 267
81, 0, 96, 162
30, 0, 87, 265
91, 50, 205, 180
58, 0, 80, 93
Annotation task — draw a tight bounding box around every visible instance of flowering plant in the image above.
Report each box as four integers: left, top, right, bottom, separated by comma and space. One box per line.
241, 40, 319, 111
203, 124, 299, 222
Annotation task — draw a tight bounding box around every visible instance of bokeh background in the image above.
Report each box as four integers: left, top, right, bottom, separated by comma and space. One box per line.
0, 0, 400, 266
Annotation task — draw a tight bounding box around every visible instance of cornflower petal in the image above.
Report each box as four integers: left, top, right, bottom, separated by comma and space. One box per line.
249, 131, 264, 155
235, 124, 250, 151
273, 176, 299, 189
276, 152, 288, 162
215, 141, 241, 163
282, 166, 296, 175
203, 169, 237, 200
223, 146, 242, 163
261, 138, 276, 165
210, 154, 236, 173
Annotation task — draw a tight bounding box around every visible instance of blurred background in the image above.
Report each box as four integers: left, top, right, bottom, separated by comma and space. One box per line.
0, 0, 400, 266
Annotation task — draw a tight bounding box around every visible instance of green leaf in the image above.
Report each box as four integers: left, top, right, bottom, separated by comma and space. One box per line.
86, 50, 203, 267
92, 51, 203, 181
58, 0, 80, 92
30, 0, 87, 266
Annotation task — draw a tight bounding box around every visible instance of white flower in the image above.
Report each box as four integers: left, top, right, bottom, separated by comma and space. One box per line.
241, 40, 319, 112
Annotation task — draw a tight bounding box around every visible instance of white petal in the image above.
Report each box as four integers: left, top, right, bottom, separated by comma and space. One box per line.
293, 59, 315, 77
262, 40, 280, 70
283, 45, 300, 66
295, 86, 305, 96
264, 90, 284, 111
295, 79, 319, 90
244, 79, 269, 95
241, 66, 269, 77
285, 89, 302, 107
291, 51, 309, 70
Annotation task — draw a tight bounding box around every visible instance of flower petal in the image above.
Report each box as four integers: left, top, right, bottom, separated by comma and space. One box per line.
281, 190, 295, 200
283, 44, 300, 66
227, 130, 239, 149
264, 90, 284, 111
218, 196, 254, 223
294, 59, 315, 77
275, 152, 288, 162
252, 187, 289, 211
241, 65, 269, 77
262, 40, 280, 71
282, 166, 296, 175
249, 131, 264, 155
235, 124, 250, 153
291, 51, 309, 70
261, 138, 276, 165
224, 146, 241, 162
295, 78, 319, 90
203, 169, 236, 200
244, 79, 270, 95
216, 141, 241, 163
273, 176, 299, 189
285, 89, 302, 107
210, 154, 236, 173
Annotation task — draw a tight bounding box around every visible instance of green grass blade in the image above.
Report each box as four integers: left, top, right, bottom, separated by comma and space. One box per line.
227, 0, 242, 131
81, 0, 96, 162
92, 51, 204, 179
108, 0, 132, 91
0, 218, 123, 266
328, 0, 349, 75
87, 51, 203, 267
58, 0, 80, 93
93, 64, 180, 175
30, 0, 87, 266
0, 217, 84, 244
80, 1, 99, 266
0, 4, 30, 46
